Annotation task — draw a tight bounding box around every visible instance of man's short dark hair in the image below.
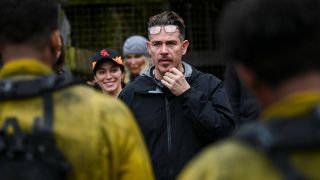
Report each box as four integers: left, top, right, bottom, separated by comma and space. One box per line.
0, 0, 59, 48
219, 0, 320, 88
148, 11, 185, 41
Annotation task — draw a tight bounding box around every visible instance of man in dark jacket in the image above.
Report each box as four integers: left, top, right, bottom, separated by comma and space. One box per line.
119, 11, 235, 180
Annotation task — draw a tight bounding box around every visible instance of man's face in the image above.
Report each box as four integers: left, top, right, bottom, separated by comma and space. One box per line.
147, 26, 189, 77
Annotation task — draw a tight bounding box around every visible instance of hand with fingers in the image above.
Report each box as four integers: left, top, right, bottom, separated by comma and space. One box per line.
161, 67, 190, 96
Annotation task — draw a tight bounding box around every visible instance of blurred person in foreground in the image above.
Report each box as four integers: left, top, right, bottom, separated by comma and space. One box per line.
178, 0, 320, 179
123, 35, 151, 83
119, 11, 234, 180
224, 63, 261, 128
91, 48, 125, 97
0, 0, 154, 179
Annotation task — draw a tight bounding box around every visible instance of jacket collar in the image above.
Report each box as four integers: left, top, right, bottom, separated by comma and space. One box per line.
0, 59, 53, 79
262, 91, 320, 120
135, 61, 196, 94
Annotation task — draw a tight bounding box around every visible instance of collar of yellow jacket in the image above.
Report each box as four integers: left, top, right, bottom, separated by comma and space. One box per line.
262, 91, 320, 120
0, 59, 53, 79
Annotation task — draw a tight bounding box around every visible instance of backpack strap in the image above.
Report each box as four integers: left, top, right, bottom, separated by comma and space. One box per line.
235, 122, 305, 180
44, 91, 53, 132
0, 91, 54, 155
234, 108, 320, 180
32, 91, 54, 133
0, 91, 55, 154
0, 74, 78, 178
0, 74, 82, 100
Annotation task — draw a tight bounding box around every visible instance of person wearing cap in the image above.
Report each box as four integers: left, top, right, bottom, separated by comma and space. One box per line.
123, 35, 151, 83
0, 0, 154, 179
119, 11, 234, 180
91, 48, 125, 97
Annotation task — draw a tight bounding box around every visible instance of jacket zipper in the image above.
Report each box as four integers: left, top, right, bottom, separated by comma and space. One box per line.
165, 97, 173, 179
165, 97, 172, 153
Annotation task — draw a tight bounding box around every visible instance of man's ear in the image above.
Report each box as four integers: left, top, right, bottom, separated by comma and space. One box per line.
50, 30, 62, 58
234, 63, 255, 92
146, 41, 151, 55
235, 63, 272, 107
182, 40, 189, 55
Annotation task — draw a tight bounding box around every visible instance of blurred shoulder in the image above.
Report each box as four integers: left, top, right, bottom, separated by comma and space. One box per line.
56, 84, 131, 118
178, 139, 278, 180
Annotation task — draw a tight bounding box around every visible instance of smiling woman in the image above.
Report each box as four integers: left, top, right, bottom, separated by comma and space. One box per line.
90, 48, 125, 97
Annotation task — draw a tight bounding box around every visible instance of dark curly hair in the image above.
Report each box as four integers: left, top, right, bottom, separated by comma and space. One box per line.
0, 0, 59, 49
219, 0, 320, 88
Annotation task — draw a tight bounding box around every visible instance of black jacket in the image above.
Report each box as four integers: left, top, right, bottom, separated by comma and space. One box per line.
119, 62, 235, 180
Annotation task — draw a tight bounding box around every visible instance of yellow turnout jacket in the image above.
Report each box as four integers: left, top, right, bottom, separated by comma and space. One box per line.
0, 59, 154, 180
178, 91, 320, 180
